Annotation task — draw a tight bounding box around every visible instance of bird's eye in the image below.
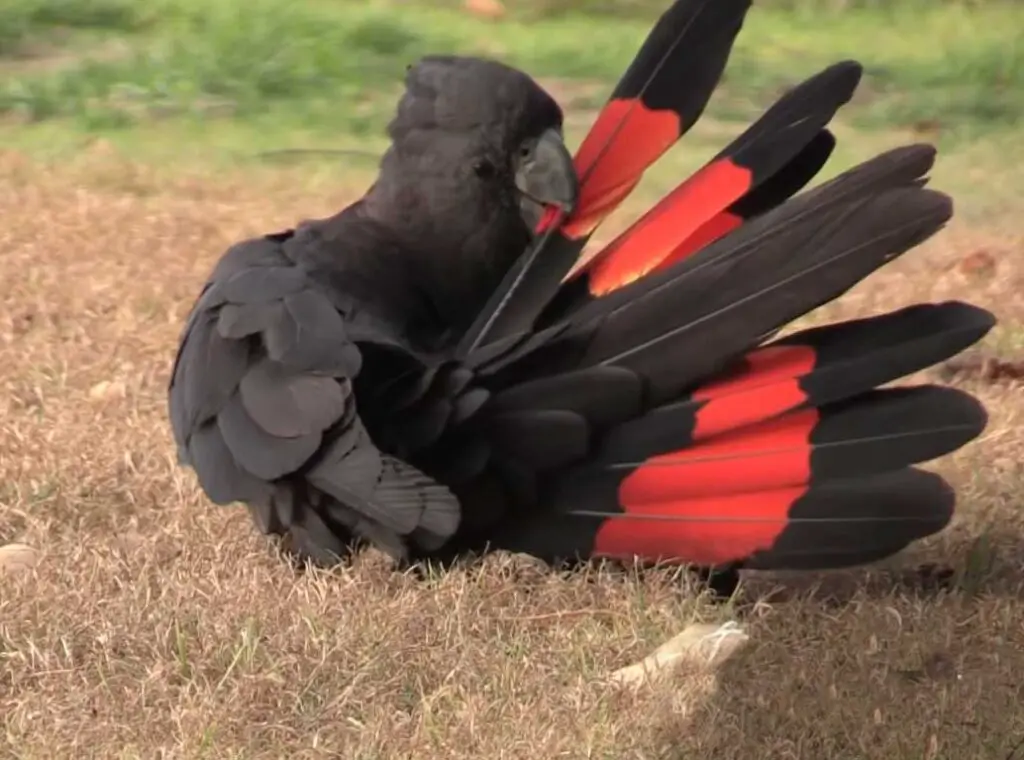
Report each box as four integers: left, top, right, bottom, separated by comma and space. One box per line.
519, 144, 532, 158
474, 160, 496, 179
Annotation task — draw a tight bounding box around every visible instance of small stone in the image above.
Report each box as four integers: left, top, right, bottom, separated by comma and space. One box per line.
89, 379, 127, 400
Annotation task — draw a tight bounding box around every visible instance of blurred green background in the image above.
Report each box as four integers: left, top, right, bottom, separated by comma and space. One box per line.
0, 0, 1021, 213
1, 1, 1020, 138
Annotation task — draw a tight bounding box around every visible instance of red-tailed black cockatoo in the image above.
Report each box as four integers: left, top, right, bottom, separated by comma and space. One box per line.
169, 0, 993, 596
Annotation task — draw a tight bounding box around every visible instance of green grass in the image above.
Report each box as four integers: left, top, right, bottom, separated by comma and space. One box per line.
0, 0, 152, 56
0, 0, 1021, 166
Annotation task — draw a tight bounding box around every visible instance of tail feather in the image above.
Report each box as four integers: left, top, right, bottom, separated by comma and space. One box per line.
485, 300, 992, 467
488, 365, 645, 426
540, 130, 838, 326
573, 62, 861, 300
576, 143, 938, 321
581, 385, 985, 502
563, 0, 754, 240
727, 130, 837, 220
601, 300, 994, 455
744, 468, 955, 570
574, 145, 951, 405
652, 129, 837, 273
589, 468, 955, 570
528, 386, 981, 569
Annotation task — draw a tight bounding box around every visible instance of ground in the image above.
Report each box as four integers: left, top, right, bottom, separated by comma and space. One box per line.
1, 1, 1024, 758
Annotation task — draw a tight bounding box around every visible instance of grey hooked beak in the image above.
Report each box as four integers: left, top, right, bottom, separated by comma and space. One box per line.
515, 128, 578, 226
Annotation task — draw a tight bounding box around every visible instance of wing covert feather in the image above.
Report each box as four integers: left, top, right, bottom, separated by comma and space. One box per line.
168, 234, 460, 557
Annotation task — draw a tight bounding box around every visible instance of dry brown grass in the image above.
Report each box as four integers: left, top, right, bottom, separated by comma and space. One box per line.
2, 140, 1024, 759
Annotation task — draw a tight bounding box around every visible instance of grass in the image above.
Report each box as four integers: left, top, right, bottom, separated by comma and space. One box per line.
0, 0, 1021, 158
2, 1, 1024, 757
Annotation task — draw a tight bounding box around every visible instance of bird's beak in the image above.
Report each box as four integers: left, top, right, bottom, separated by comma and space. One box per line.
515, 128, 578, 227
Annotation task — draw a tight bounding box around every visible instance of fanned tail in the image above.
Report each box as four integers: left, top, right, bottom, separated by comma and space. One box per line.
471, 146, 994, 572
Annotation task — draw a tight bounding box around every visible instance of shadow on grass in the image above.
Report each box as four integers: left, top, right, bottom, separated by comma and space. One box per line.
659, 519, 1024, 757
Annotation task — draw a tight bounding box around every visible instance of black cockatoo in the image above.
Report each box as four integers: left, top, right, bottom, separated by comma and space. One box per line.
169, 0, 994, 592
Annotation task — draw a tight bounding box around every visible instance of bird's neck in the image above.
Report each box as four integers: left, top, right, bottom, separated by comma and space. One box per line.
296, 197, 520, 354
357, 162, 530, 340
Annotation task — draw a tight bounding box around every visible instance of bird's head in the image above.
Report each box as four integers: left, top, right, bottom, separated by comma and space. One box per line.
364, 55, 578, 329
